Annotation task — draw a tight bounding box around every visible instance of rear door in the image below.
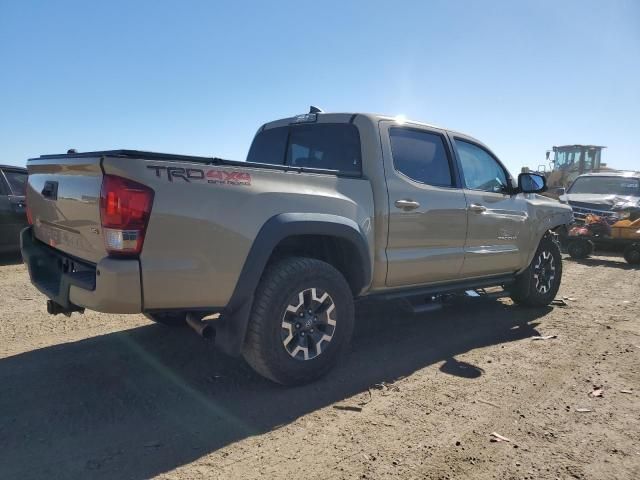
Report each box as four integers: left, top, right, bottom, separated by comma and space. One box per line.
0, 168, 28, 249
27, 157, 107, 263
381, 122, 468, 287
451, 136, 530, 277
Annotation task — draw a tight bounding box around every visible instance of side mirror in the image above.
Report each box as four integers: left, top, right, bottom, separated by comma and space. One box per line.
518, 173, 547, 193
554, 187, 566, 196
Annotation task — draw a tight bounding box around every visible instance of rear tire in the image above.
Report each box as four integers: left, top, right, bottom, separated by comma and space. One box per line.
623, 243, 640, 265
510, 233, 562, 307
144, 312, 187, 327
567, 238, 594, 259
243, 257, 355, 385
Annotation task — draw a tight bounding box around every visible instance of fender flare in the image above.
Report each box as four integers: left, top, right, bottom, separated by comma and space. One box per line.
519, 211, 571, 274
215, 213, 371, 356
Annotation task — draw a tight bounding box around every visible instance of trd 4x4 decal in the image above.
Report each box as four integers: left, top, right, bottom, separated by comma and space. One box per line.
206, 170, 251, 185
147, 165, 251, 186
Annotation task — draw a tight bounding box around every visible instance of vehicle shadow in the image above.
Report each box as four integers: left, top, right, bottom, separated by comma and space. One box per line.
0, 298, 547, 480
0, 252, 23, 266
564, 256, 635, 270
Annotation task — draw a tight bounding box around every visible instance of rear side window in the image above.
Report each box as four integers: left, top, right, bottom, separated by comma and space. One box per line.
389, 128, 454, 187
3, 170, 27, 196
246, 126, 288, 165
286, 124, 361, 174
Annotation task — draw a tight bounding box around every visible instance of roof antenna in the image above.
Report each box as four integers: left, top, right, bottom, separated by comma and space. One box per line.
67, 149, 77, 154
309, 105, 324, 114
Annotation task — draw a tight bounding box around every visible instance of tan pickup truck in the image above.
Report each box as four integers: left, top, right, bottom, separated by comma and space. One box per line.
21, 110, 573, 384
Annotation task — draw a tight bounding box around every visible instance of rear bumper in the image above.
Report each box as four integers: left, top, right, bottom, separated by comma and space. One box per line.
20, 227, 142, 313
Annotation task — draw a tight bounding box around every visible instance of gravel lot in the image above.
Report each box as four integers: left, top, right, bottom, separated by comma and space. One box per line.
1, 252, 638, 480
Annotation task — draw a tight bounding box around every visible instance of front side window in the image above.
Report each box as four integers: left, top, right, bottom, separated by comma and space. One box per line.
455, 140, 509, 193
286, 124, 361, 174
3, 170, 27, 196
389, 128, 453, 187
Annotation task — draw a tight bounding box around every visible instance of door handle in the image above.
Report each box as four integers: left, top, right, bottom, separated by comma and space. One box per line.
469, 204, 487, 213
395, 199, 420, 210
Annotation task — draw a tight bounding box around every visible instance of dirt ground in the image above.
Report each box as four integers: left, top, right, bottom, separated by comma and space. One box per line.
0, 252, 638, 480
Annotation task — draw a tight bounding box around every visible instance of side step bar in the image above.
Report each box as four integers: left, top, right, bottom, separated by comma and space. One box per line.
369, 274, 515, 302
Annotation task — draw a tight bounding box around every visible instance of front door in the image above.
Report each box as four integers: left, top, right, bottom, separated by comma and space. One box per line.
451, 137, 530, 277
382, 122, 468, 287
0, 170, 28, 250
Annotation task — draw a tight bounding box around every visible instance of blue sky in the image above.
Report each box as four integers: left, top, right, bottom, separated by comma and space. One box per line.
1, 0, 638, 174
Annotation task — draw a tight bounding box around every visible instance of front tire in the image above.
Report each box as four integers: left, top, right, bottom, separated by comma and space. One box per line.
243, 257, 355, 385
510, 233, 563, 307
623, 243, 640, 265
567, 238, 594, 259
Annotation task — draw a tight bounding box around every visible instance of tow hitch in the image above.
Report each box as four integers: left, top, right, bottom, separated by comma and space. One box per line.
46, 300, 85, 317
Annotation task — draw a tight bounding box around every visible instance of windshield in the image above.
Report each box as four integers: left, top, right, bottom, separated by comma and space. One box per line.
568, 176, 640, 196
3, 170, 27, 196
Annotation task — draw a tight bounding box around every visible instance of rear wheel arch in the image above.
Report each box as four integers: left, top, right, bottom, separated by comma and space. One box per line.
269, 234, 367, 296
215, 213, 371, 356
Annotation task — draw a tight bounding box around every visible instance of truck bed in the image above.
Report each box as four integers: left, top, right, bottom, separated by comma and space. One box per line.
33, 150, 362, 178
26, 149, 374, 312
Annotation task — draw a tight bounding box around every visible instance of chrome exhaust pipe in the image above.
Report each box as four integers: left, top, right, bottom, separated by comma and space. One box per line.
185, 313, 216, 340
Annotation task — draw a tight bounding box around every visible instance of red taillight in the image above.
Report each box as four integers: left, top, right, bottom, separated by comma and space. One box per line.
99, 175, 154, 256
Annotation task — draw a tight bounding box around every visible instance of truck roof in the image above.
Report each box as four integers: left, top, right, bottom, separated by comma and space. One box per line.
553, 145, 606, 149
0, 165, 27, 172
265, 111, 447, 129
263, 112, 478, 142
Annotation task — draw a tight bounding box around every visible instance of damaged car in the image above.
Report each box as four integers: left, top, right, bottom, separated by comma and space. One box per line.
560, 171, 640, 223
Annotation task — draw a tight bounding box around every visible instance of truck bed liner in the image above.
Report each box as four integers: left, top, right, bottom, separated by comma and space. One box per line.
34, 149, 228, 163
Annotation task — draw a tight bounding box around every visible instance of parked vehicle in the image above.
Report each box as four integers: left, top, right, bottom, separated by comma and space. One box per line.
566, 208, 640, 264
0, 165, 28, 253
21, 110, 573, 384
559, 171, 640, 223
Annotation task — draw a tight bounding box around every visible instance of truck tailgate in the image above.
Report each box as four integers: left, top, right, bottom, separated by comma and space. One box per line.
27, 156, 106, 263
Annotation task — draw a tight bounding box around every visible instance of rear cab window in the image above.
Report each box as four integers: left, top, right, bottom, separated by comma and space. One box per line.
246, 127, 288, 166
247, 123, 362, 175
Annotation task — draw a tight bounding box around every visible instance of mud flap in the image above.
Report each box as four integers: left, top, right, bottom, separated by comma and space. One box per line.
214, 298, 253, 357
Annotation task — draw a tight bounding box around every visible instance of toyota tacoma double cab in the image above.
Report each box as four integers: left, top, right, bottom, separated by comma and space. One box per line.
21, 110, 573, 385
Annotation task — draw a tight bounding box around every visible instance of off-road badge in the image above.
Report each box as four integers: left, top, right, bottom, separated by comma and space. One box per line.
147, 165, 251, 186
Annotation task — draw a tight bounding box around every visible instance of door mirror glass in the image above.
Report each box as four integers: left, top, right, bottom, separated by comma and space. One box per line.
518, 173, 546, 193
